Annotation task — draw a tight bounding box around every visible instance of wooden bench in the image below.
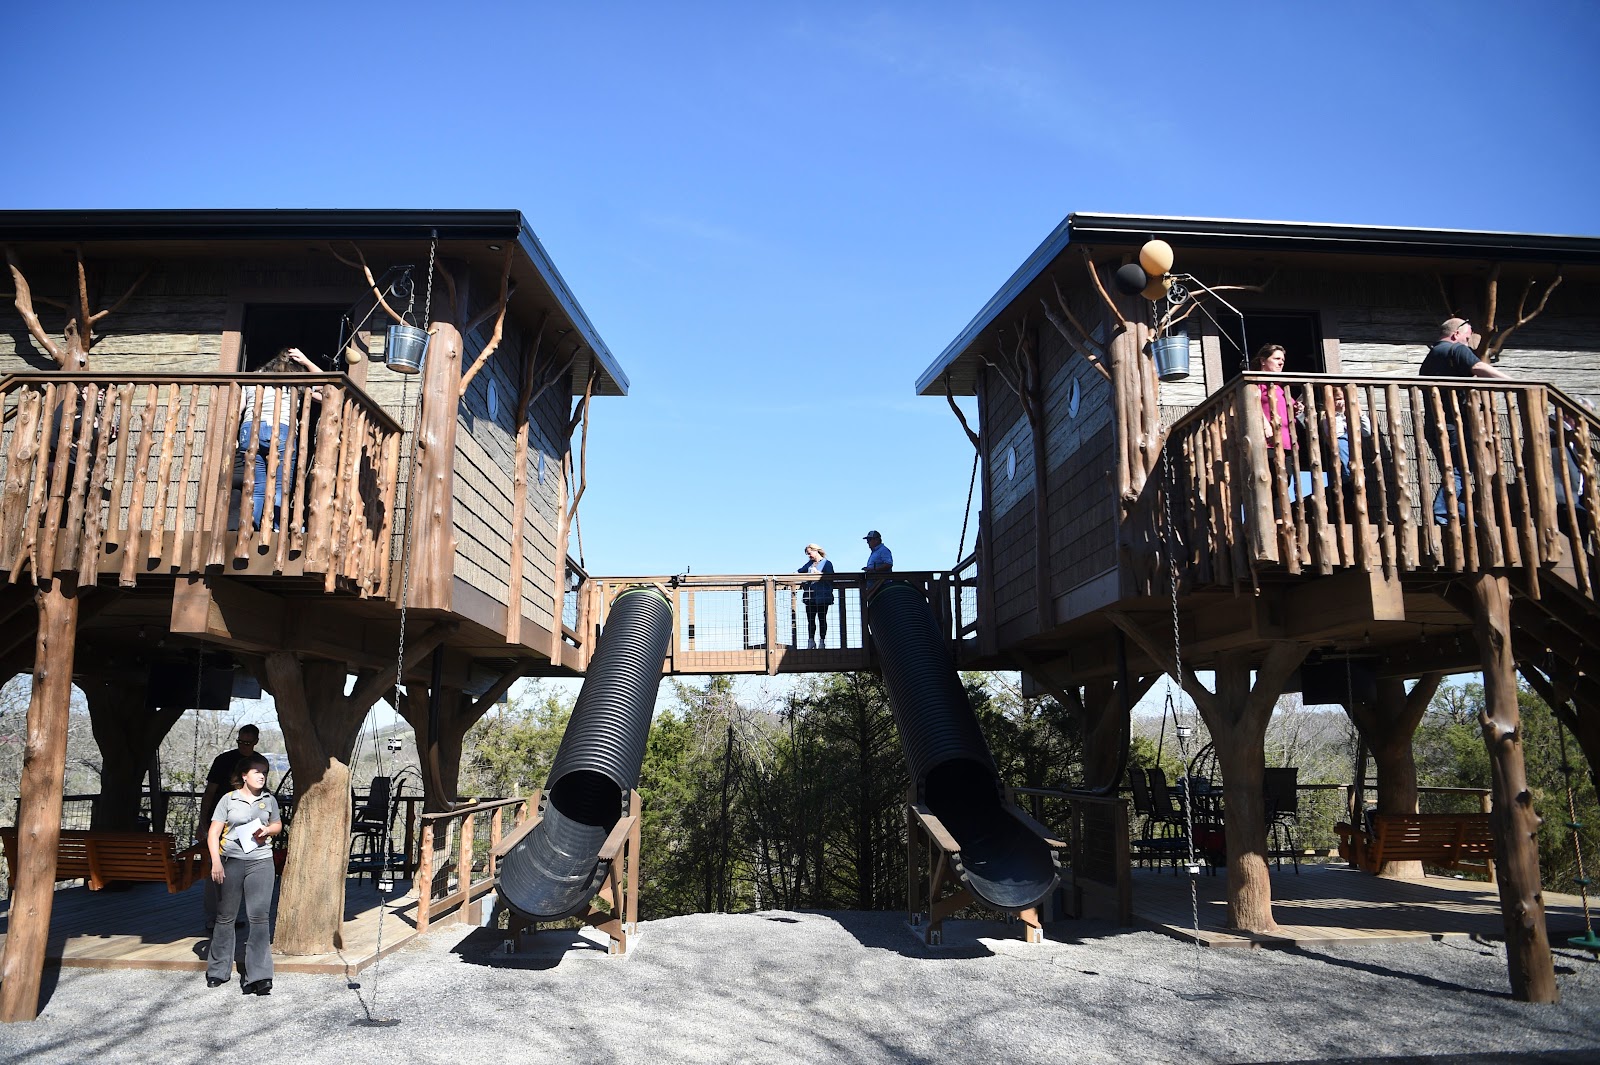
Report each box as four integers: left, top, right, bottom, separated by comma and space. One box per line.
1, 828, 93, 889
1, 828, 205, 894
1336, 813, 1495, 877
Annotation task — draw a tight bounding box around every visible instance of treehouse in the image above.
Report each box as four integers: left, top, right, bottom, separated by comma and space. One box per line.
0, 209, 627, 1019
918, 213, 1600, 1002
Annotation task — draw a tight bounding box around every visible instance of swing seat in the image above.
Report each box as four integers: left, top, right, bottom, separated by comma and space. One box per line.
1336, 813, 1494, 876
0, 829, 206, 894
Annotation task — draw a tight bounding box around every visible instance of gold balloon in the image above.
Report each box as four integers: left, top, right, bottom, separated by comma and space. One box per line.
1139, 239, 1174, 277
1141, 275, 1172, 301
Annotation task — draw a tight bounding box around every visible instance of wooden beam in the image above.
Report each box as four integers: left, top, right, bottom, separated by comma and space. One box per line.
1281, 569, 1405, 641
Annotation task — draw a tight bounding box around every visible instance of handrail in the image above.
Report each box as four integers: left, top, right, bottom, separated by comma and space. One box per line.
581, 568, 980, 675
0, 371, 403, 594
0, 372, 401, 433
413, 795, 533, 933
1161, 372, 1598, 597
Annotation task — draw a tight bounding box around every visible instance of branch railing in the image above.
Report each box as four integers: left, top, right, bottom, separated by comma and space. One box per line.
576, 568, 981, 675
1165, 374, 1599, 597
413, 796, 532, 933
0, 373, 403, 596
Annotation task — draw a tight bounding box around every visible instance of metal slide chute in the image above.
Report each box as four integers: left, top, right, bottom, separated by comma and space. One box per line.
497, 587, 672, 922
868, 580, 1059, 911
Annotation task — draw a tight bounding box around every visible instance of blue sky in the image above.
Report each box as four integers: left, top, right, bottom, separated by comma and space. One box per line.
8, 2, 1598, 584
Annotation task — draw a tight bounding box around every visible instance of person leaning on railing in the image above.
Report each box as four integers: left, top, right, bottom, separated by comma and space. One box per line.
238, 347, 323, 531
1253, 344, 1303, 450
1420, 317, 1510, 526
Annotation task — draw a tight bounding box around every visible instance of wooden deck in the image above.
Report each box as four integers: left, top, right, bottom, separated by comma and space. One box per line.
1129, 862, 1592, 948
0, 876, 438, 974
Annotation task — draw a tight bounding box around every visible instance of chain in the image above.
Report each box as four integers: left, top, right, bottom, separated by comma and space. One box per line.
361, 254, 429, 1020
1557, 720, 1596, 944
1162, 394, 1204, 961
422, 234, 437, 328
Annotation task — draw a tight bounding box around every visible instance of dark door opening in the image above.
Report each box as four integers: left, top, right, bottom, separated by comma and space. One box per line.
241, 305, 346, 370
1219, 311, 1324, 382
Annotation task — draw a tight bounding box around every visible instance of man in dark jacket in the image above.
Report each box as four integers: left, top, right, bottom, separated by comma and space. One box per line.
1421, 317, 1510, 525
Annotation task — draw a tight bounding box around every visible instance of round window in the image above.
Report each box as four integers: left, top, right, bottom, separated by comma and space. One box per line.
1006, 446, 1017, 481
486, 379, 500, 420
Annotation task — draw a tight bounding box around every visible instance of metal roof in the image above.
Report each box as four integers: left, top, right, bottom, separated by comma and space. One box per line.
0, 208, 629, 395
916, 212, 1600, 396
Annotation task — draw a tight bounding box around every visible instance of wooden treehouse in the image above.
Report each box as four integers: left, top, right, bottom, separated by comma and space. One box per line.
918, 213, 1600, 1003
0, 209, 628, 1019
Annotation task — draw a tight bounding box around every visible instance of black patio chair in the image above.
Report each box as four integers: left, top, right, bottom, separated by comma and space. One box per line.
348, 776, 393, 883
1263, 767, 1300, 873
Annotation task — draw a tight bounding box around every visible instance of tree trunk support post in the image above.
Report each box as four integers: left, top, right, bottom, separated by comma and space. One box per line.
0, 576, 82, 1023
1465, 572, 1558, 1003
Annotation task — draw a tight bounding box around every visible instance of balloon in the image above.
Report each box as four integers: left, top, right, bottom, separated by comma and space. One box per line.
1139, 239, 1174, 276
1113, 263, 1148, 295
1142, 275, 1173, 301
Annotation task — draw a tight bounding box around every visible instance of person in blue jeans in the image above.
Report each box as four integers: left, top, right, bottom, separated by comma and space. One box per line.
239, 347, 322, 530
1420, 317, 1509, 525
797, 543, 835, 648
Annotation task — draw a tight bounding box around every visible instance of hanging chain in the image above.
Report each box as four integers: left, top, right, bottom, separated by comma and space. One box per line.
190, 655, 205, 842
360, 233, 431, 1022
422, 234, 437, 328
1161, 380, 1205, 958
1557, 720, 1596, 945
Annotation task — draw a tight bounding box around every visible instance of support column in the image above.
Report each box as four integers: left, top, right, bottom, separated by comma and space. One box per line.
0, 577, 82, 1023
1465, 572, 1558, 1003
1197, 644, 1308, 933
1344, 673, 1443, 879
406, 320, 462, 611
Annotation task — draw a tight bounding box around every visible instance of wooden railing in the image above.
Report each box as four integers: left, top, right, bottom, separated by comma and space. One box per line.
577, 568, 980, 675
1166, 374, 1599, 596
414, 796, 532, 933
0, 373, 403, 595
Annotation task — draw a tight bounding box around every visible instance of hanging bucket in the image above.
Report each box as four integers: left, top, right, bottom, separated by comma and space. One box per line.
1150, 333, 1190, 382
384, 324, 429, 375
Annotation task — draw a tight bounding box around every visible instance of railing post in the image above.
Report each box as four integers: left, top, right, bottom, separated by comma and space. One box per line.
1234, 380, 1278, 564
764, 577, 777, 674
460, 811, 477, 923
416, 821, 434, 932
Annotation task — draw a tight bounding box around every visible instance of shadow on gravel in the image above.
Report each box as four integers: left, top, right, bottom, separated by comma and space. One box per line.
1274, 944, 1505, 999
447, 924, 611, 970
826, 913, 994, 958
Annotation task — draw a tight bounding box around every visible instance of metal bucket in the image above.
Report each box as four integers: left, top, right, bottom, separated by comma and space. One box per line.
384, 324, 429, 374
1150, 334, 1190, 381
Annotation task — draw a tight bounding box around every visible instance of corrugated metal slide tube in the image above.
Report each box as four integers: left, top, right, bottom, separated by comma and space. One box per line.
498, 587, 673, 922
867, 580, 1058, 911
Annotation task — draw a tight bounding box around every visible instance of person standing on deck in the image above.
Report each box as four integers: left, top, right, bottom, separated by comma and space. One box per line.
1420, 317, 1510, 525
199, 724, 259, 934
205, 752, 282, 995
863, 530, 893, 592
797, 543, 835, 648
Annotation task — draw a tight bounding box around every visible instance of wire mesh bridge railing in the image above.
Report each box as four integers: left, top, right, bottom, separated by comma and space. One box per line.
575, 561, 979, 675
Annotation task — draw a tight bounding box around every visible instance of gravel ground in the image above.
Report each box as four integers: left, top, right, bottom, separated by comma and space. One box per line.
1, 911, 1597, 1064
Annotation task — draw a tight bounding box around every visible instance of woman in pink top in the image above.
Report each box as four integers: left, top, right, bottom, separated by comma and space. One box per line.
1253, 343, 1302, 449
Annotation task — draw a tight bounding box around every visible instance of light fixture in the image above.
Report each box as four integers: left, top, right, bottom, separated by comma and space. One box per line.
487, 243, 502, 251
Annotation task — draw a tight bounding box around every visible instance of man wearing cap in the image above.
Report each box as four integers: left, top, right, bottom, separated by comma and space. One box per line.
1421, 317, 1510, 525
199, 724, 259, 933
863, 531, 893, 575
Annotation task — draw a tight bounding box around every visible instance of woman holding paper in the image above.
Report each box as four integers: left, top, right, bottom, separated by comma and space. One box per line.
205, 752, 282, 995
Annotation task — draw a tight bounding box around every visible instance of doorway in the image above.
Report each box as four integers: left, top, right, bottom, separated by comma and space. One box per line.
241, 304, 346, 370
1218, 311, 1325, 382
